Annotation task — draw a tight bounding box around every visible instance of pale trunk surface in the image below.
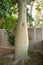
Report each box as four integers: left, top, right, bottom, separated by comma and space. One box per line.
15, 2, 28, 60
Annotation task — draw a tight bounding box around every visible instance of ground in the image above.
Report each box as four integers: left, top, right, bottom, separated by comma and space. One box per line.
0, 41, 43, 65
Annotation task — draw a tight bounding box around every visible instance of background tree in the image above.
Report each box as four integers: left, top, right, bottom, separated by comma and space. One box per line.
27, 1, 35, 27
34, 0, 43, 27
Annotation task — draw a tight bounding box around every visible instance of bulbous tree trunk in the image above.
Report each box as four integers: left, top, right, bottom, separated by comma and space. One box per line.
15, 0, 29, 60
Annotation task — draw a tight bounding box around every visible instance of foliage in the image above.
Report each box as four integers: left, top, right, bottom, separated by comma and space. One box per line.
0, 15, 18, 30
0, 56, 14, 65
27, 0, 43, 27
27, 0, 35, 27
33, 0, 43, 27
0, 57, 9, 65
27, 8, 34, 27
29, 35, 32, 43
0, 0, 35, 28
0, 0, 43, 28
0, 0, 17, 18
8, 32, 14, 46
0, 0, 18, 46
28, 49, 37, 65
0, 15, 18, 46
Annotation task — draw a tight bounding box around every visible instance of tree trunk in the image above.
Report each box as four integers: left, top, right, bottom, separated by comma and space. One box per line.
30, 2, 34, 15
15, 1, 28, 60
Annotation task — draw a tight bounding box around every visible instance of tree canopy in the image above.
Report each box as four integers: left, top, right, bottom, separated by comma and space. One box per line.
0, 0, 35, 29
0, 0, 17, 18
0, 0, 43, 29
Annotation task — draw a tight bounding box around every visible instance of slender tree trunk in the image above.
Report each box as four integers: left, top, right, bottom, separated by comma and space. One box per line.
15, 1, 28, 60
30, 2, 34, 15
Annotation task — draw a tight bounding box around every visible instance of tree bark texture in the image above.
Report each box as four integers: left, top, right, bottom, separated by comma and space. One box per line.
15, 1, 29, 60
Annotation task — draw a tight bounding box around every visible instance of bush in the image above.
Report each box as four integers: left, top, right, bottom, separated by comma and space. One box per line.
8, 33, 14, 46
